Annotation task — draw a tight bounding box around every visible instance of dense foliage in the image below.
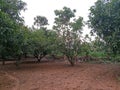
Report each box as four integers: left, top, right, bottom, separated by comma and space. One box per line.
0, 0, 26, 65
88, 0, 120, 56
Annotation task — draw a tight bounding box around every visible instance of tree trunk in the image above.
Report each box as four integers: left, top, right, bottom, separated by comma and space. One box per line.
68, 56, 75, 66
2, 59, 5, 65
69, 60, 75, 66
2, 55, 5, 65
37, 54, 45, 62
37, 58, 42, 62
24, 53, 27, 58
15, 55, 21, 68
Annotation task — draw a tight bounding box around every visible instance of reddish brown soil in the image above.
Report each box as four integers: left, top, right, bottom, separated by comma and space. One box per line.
0, 59, 120, 90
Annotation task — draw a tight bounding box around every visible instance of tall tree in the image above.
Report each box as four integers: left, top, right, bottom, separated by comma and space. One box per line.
53, 7, 84, 66
88, 0, 120, 56
0, 0, 27, 65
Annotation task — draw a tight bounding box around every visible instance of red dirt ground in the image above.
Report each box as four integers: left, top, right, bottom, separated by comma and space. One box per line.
0, 59, 120, 90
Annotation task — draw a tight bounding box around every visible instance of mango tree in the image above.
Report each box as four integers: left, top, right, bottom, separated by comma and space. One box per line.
88, 0, 120, 57
0, 0, 26, 65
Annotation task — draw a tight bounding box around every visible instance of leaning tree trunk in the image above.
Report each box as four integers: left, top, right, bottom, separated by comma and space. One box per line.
67, 56, 75, 66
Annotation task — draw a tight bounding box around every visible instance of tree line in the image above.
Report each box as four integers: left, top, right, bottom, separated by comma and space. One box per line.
0, 0, 120, 66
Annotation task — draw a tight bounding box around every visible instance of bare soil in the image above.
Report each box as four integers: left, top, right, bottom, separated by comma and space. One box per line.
0, 59, 120, 90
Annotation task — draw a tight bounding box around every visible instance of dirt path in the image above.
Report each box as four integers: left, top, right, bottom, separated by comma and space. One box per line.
0, 61, 120, 90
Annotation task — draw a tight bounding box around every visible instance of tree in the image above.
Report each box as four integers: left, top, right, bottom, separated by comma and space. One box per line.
0, 0, 26, 65
29, 29, 46, 62
0, 0, 26, 24
53, 7, 84, 66
20, 26, 32, 58
88, 0, 120, 56
45, 30, 60, 57
0, 11, 24, 65
29, 28, 58, 62
33, 16, 48, 29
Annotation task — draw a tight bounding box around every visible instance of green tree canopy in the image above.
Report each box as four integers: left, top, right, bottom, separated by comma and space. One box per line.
0, 0, 27, 65
33, 16, 48, 29
0, 0, 26, 24
88, 0, 120, 55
